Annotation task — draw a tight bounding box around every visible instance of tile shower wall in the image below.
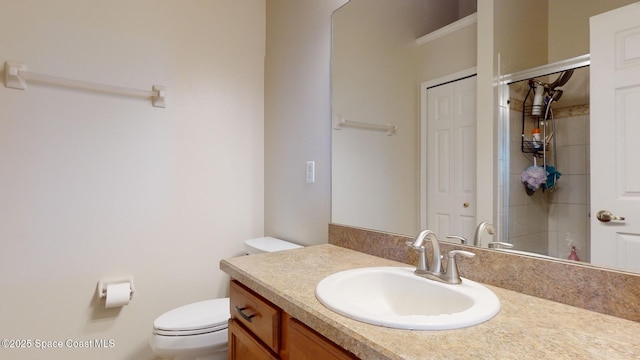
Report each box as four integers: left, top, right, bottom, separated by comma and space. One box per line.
509, 106, 550, 254
508, 85, 590, 261
548, 108, 590, 261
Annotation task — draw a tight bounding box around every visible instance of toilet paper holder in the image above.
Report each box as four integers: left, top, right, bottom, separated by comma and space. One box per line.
97, 276, 135, 300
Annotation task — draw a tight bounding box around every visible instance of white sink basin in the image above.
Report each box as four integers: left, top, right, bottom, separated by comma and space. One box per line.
315, 267, 500, 330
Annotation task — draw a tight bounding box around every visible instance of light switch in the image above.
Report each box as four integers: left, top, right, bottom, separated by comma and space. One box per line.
306, 161, 315, 183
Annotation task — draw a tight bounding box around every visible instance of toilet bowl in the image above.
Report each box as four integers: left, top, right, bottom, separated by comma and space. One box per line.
149, 298, 229, 360
149, 237, 301, 360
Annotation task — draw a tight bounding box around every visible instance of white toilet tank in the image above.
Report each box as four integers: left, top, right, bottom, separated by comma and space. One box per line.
244, 237, 302, 255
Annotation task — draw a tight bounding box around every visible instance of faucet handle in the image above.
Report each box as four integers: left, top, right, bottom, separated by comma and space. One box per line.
487, 241, 514, 249
406, 241, 428, 272
446, 250, 475, 284
446, 235, 468, 244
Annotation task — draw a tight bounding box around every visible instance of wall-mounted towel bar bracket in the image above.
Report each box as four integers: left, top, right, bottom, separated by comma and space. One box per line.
4, 62, 28, 89
4, 62, 166, 108
333, 116, 396, 136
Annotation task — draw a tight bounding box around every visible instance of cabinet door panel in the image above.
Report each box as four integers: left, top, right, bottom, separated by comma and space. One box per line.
229, 319, 279, 360
288, 318, 359, 360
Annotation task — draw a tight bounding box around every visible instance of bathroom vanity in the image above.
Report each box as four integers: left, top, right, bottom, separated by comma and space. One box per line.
221, 244, 640, 360
228, 279, 356, 359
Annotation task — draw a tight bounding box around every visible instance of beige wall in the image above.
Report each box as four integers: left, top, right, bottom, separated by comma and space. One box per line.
548, 0, 638, 62
491, 0, 638, 69
264, 0, 347, 245
493, 0, 548, 75
417, 24, 477, 83
0, 1, 265, 359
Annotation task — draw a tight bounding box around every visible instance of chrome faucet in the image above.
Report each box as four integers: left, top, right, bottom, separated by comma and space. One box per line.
446, 235, 468, 244
474, 222, 496, 247
408, 230, 475, 285
410, 229, 442, 274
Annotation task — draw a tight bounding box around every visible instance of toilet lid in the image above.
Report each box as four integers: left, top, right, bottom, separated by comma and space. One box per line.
154, 298, 230, 335
244, 237, 303, 253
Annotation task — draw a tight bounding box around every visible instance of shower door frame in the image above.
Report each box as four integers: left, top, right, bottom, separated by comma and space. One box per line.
497, 54, 591, 246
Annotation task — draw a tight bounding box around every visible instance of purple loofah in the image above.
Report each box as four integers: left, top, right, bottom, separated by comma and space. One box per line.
521, 157, 547, 191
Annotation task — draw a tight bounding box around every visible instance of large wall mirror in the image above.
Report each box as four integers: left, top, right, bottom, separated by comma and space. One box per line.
331, 0, 640, 273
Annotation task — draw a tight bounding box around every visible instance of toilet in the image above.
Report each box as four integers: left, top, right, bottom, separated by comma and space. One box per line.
149, 237, 301, 360
149, 298, 230, 360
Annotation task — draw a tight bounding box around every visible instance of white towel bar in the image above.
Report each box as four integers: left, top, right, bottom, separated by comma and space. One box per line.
4, 62, 165, 108
333, 117, 396, 136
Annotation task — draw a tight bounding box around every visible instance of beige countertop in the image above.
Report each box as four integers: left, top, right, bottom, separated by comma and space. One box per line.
220, 244, 640, 360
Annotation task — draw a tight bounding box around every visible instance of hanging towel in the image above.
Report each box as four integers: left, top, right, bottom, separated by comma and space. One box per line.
543, 165, 562, 190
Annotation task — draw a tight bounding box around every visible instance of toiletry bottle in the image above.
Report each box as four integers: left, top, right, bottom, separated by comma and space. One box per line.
532, 128, 541, 149
568, 246, 580, 261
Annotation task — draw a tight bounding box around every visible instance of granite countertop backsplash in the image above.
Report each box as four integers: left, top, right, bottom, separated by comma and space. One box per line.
220, 244, 640, 360
328, 224, 640, 322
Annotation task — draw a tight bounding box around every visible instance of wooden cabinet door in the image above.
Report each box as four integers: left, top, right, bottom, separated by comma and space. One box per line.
228, 319, 279, 360
287, 318, 359, 360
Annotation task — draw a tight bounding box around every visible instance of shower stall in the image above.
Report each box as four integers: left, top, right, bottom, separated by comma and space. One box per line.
500, 60, 591, 261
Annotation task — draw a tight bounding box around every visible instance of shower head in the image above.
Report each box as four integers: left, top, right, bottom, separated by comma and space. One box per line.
547, 69, 574, 91
550, 89, 563, 102
530, 69, 574, 117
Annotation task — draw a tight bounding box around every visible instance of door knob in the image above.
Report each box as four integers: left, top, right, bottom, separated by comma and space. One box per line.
596, 210, 625, 223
